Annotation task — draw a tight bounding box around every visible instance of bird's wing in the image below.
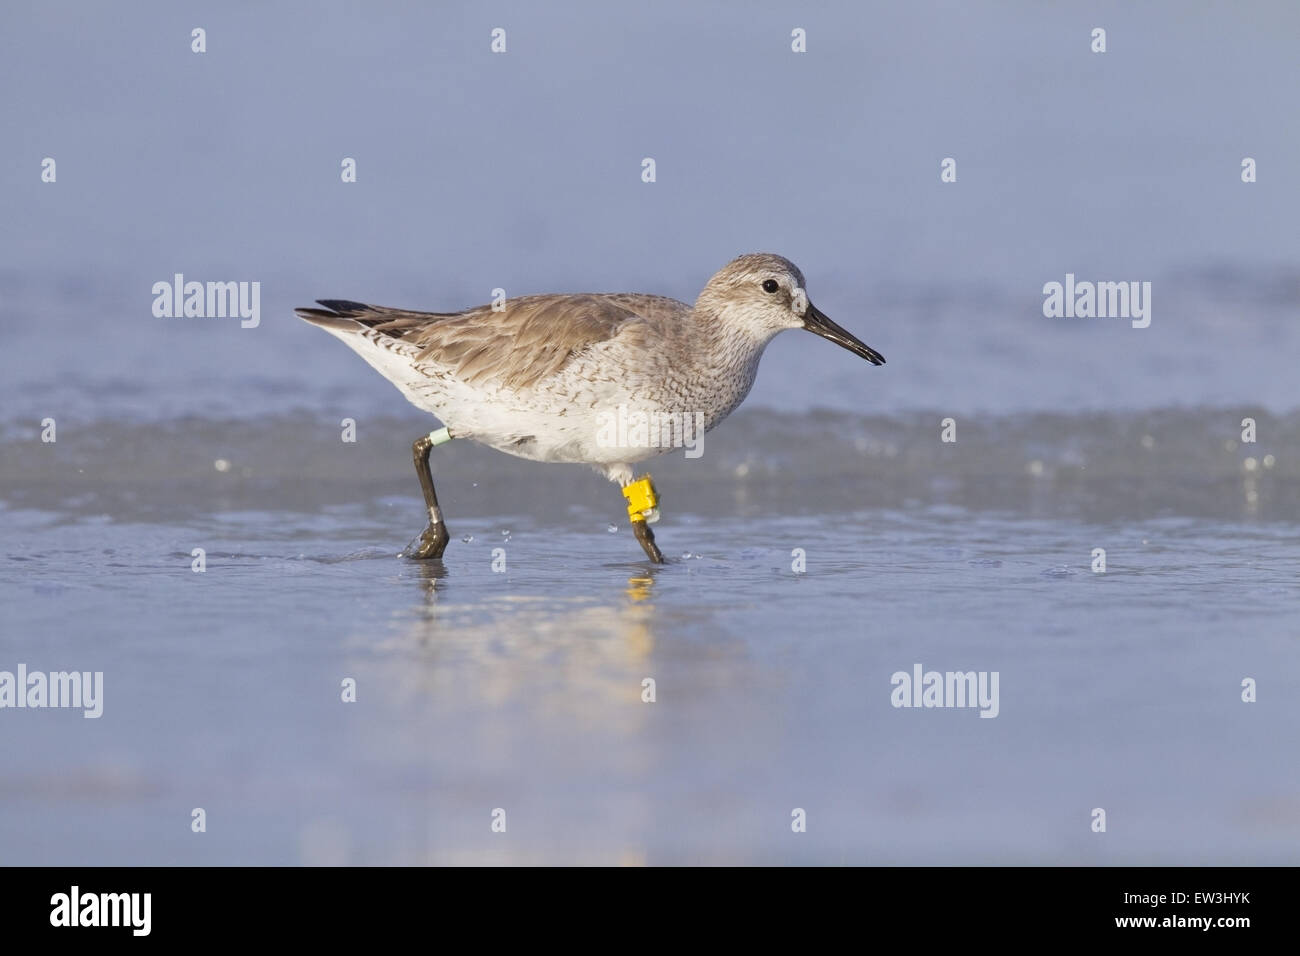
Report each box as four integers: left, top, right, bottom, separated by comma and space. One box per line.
298, 293, 687, 390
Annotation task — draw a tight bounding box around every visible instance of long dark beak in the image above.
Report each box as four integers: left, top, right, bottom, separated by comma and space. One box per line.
803, 302, 885, 366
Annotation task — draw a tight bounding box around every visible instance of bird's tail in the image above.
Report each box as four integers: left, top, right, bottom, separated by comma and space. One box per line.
294, 299, 374, 332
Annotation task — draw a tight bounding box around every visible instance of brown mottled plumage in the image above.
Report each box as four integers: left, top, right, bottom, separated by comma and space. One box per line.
298, 293, 687, 392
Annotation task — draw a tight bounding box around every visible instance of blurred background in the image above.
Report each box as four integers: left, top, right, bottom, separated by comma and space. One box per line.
0, 1, 1297, 865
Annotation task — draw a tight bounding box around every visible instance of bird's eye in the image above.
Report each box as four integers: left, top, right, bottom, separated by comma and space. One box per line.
761, 279, 779, 294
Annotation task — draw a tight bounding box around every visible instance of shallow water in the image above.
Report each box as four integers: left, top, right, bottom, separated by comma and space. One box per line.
2, 409, 1298, 864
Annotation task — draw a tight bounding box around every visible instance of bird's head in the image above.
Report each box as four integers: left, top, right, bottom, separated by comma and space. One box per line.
695, 253, 885, 365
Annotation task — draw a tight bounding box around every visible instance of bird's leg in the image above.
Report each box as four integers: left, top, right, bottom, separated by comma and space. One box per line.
622, 475, 665, 564
403, 427, 453, 560
632, 519, 664, 564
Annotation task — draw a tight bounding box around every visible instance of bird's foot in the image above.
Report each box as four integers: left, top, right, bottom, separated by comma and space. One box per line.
403, 521, 450, 560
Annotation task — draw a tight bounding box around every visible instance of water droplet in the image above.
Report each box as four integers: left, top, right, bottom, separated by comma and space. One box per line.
461, 535, 474, 544
607, 524, 618, 534
214, 458, 231, 472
